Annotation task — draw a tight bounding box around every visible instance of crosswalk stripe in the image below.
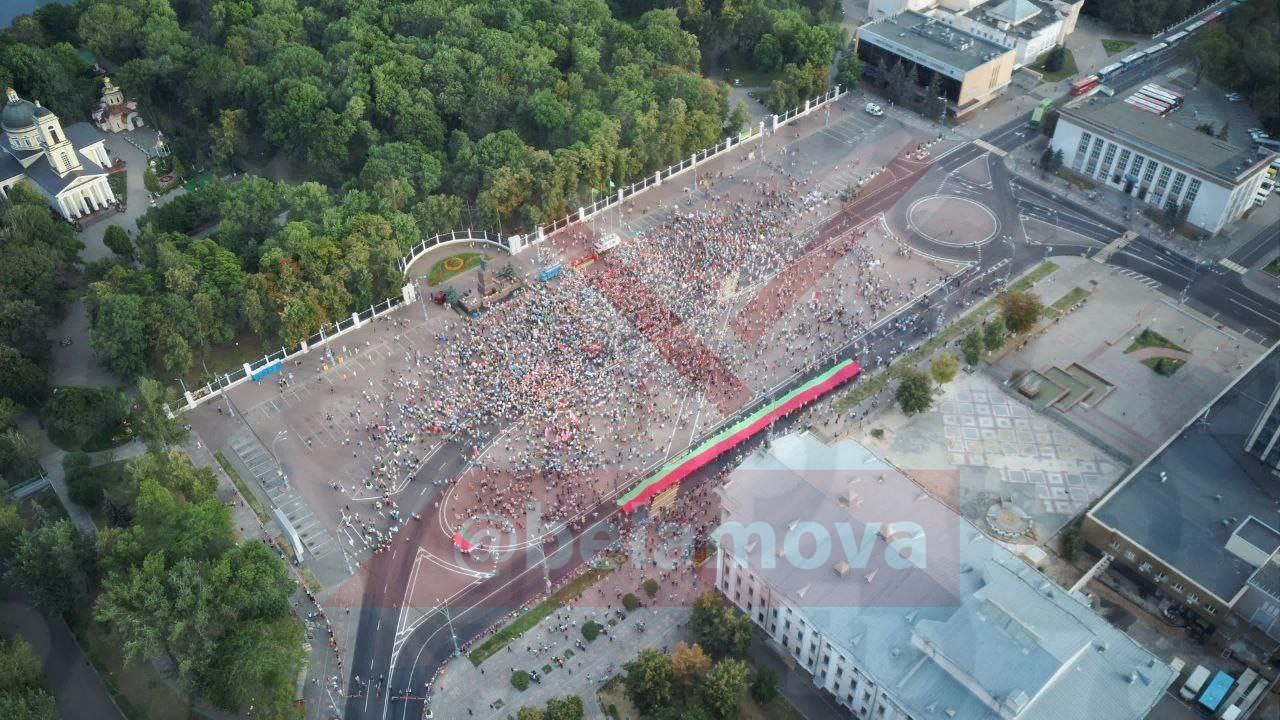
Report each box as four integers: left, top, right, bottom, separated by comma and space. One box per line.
1218, 259, 1248, 274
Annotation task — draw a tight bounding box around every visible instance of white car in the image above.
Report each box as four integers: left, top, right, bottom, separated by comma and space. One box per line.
864, 102, 884, 117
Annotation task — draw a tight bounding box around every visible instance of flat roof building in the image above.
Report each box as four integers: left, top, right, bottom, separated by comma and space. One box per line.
715, 431, 1174, 720
1050, 94, 1275, 234
1084, 347, 1280, 653
855, 11, 1016, 118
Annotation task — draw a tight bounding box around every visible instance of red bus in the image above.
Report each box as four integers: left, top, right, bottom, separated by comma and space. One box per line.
1071, 75, 1100, 95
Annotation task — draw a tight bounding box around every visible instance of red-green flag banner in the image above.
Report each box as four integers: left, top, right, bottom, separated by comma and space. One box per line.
617, 359, 862, 513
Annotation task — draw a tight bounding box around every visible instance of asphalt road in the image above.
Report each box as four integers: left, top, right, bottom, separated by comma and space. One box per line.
343, 54, 1280, 719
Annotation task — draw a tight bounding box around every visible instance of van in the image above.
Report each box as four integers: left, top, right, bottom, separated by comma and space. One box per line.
1221, 705, 1241, 720
1169, 657, 1186, 677
1180, 665, 1210, 701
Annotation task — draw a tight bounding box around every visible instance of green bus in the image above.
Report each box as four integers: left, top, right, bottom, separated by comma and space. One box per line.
1030, 98, 1054, 128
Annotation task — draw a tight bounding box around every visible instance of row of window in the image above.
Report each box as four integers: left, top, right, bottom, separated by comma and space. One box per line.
1072, 130, 1203, 213
1109, 539, 1217, 615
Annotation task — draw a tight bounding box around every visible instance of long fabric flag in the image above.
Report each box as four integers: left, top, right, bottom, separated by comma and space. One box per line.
617, 359, 862, 513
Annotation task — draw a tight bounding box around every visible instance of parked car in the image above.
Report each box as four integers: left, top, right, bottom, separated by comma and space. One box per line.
1225, 92, 1243, 102
864, 102, 884, 117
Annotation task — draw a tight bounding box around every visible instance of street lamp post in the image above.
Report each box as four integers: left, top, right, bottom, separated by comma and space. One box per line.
438, 598, 460, 654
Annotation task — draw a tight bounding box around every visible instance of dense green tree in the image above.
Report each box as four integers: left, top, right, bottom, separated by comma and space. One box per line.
961, 330, 984, 366
104, 226, 136, 259
896, 368, 933, 415
750, 667, 779, 704
91, 294, 149, 379
835, 52, 864, 91
625, 648, 675, 714
6, 519, 96, 616
701, 659, 750, 720
134, 377, 188, 450
688, 591, 752, 660
983, 317, 1007, 351
0, 637, 56, 720
0, 501, 24, 554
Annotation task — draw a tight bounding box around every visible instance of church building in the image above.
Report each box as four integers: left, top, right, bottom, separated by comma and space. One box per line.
0, 88, 118, 221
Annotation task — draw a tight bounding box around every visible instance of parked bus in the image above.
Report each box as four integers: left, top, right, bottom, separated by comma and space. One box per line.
1030, 98, 1054, 128
1071, 75, 1100, 95
1204, 10, 1223, 22
1197, 671, 1235, 714
1125, 96, 1168, 116
1098, 62, 1125, 79
1140, 84, 1183, 108
1166, 30, 1189, 44
1186, 19, 1207, 32
1120, 52, 1146, 66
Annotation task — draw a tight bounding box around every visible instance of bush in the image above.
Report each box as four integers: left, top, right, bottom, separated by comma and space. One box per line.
63, 451, 102, 509
750, 668, 779, 704
582, 621, 601, 642
643, 578, 660, 598
622, 593, 641, 612
1061, 525, 1083, 562
511, 670, 530, 691
961, 330, 984, 365
41, 387, 132, 452
870, 427, 885, 439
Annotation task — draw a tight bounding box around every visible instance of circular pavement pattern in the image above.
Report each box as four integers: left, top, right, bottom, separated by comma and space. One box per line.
907, 195, 998, 247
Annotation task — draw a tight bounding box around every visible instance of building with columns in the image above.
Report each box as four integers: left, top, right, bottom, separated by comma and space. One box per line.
0, 88, 118, 221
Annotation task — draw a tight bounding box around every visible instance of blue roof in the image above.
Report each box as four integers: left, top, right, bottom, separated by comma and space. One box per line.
1198, 671, 1234, 710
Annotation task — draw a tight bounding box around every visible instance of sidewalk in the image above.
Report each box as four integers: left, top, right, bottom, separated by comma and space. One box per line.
432, 552, 710, 718
0, 592, 123, 720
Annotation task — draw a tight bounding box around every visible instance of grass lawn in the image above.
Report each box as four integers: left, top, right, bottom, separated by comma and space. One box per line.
180, 330, 265, 387
1264, 256, 1280, 277
1056, 168, 1095, 191
1125, 328, 1189, 374
181, 170, 216, 194
1032, 48, 1078, 83
1124, 327, 1186, 354
215, 450, 270, 527
426, 252, 491, 287
714, 49, 782, 88
81, 621, 192, 720
1102, 39, 1135, 56
1045, 287, 1090, 318
108, 171, 127, 204
469, 561, 616, 666
833, 263, 1058, 412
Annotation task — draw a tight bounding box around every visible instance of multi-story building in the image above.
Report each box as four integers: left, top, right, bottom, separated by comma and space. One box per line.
715, 431, 1174, 720
855, 11, 1017, 119
1084, 348, 1280, 654
867, 0, 1084, 69
1050, 95, 1275, 234
1244, 376, 1280, 468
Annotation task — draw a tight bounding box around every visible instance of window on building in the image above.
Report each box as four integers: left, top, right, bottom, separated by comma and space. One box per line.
1171, 582, 1184, 593
1204, 604, 1218, 616
1130, 154, 1145, 177
1138, 561, 1151, 573
1074, 132, 1092, 170
1114, 149, 1131, 182
1108, 539, 1121, 550
1100, 143, 1117, 178
864, 690, 872, 703
1085, 138, 1105, 175
1169, 172, 1187, 201
1142, 160, 1157, 185
1184, 178, 1201, 206
1154, 572, 1167, 583
1186, 593, 1199, 604
1124, 549, 1136, 561
1155, 166, 1172, 192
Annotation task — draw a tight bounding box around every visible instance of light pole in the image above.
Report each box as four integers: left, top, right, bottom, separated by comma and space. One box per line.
272, 430, 289, 484
437, 598, 460, 654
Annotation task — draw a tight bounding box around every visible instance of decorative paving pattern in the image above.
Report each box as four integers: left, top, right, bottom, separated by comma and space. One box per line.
939, 386, 1119, 518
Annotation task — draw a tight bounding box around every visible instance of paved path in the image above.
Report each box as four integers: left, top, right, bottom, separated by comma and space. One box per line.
0, 593, 123, 720
429, 556, 707, 719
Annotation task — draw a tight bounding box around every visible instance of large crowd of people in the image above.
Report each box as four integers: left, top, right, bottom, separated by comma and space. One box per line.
309, 169, 952, 553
